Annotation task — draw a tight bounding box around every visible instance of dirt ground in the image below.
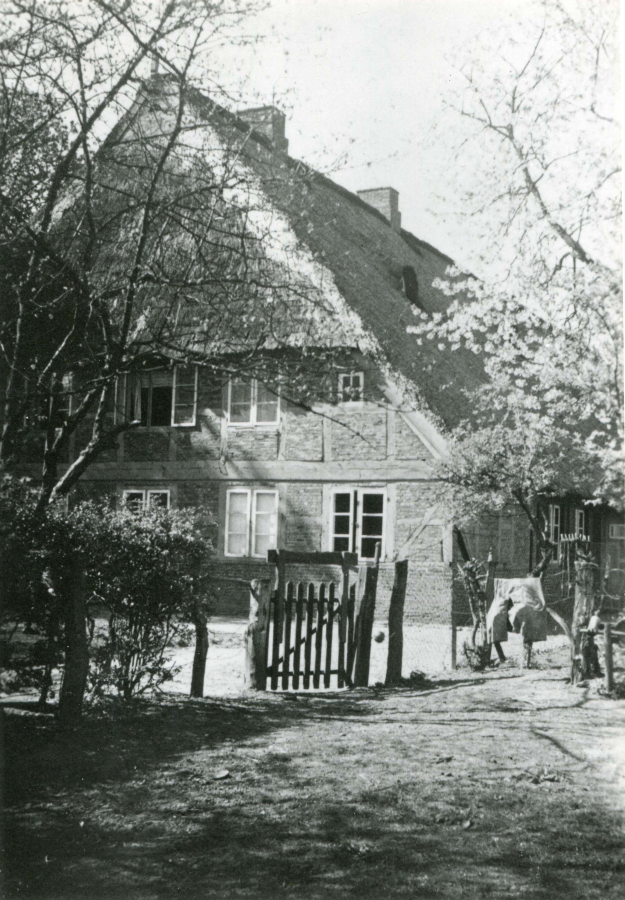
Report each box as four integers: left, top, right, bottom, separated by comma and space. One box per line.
3, 645, 625, 900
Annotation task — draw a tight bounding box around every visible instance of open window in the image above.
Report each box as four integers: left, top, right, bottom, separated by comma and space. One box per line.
331, 488, 385, 559
118, 366, 197, 427
123, 489, 170, 512
225, 488, 278, 557
227, 379, 279, 426
339, 371, 364, 403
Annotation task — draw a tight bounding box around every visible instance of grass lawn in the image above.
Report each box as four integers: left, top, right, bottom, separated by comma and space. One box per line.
3, 647, 624, 899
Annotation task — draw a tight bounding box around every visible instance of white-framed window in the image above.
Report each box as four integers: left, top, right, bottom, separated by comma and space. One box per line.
123, 489, 170, 512
227, 378, 279, 427
339, 371, 364, 402
330, 487, 385, 560
225, 488, 278, 557
118, 366, 197, 427
575, 509, 587, 538
609, 524, 625, 540
548, 504, 561, 561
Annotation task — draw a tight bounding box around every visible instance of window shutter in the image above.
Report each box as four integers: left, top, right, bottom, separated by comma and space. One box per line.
172, 366, 197, 426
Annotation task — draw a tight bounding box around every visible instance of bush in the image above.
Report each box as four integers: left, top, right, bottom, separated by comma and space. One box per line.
0, 477, 214, 703
76, 502, 213, 701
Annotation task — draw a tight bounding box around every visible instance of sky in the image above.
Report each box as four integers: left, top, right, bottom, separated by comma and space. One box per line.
209, 0, 535, 265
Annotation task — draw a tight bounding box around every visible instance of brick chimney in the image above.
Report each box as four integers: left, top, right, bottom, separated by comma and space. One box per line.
357, 187, 401, 232
237, 106, 289, 154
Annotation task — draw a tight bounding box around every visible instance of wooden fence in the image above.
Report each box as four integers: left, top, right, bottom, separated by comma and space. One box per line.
245, 549, 379, 691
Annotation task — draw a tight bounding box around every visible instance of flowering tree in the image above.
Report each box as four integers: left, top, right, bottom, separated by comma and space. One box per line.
411, 0, 622, 575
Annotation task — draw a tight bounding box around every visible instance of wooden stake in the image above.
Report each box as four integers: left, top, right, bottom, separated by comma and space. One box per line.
604, 623, 614, 693
244, 579, 272, 691
385, 559, 408, 685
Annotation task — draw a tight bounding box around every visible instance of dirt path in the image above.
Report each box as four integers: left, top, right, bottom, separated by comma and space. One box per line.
4, 666, 625, 899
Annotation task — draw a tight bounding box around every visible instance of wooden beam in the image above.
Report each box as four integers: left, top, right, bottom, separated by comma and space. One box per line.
267, 549, 358, 567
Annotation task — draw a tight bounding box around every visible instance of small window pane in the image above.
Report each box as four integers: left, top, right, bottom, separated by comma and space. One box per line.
230, 381, 252, 423
229, 508, 249, 535
334, 493, 351, 513
148, 491, 169, 509
333, 536, 350, 552
255, 492, 277, 514
228, 533, 247, 556
334, 515, 351, 535
256, 383, 279, 424
362, 515, 383, 537
360, 538, 381, 559
362, 494, 383, 514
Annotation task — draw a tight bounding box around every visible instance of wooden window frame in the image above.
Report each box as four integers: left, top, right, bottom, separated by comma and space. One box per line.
226, 379, 280, 429
575, 508, 587, 538
225, 487, 279, 558
115, 366, 197, 428
338, 371, 364, 403
122, 489, 171, 511
330, 486, 385, 561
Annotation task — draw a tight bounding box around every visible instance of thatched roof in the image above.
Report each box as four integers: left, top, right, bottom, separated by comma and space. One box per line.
54, 75, 486, 432
174, 78, 486, 431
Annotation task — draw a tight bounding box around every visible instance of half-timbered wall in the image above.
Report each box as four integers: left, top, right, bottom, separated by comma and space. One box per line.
71, 361, 454, 622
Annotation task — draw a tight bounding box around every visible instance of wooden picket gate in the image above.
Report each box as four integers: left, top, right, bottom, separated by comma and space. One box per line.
245, 549, 379, 691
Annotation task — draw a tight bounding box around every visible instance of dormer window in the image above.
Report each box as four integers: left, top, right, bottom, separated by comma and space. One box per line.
339, 371, 364, 402
401, 265, 422, 309
227, 378, 279, 427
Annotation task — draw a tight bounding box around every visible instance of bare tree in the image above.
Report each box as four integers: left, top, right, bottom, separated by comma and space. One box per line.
0, 0, 351, 724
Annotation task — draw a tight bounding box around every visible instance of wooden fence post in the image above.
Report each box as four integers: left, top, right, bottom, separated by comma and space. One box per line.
244, 579, 272, 690
385, 559, 408, 685
58, 553, 89, 730
353, 545, 380, 687
604, 623, 614, 693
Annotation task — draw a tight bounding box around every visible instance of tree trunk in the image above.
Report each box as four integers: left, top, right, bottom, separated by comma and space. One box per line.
571, 555, 597, 684
385, 559, 408, 685
58, 556, 89, 730
190, 603, 209, 698
244, 579, 272, 690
